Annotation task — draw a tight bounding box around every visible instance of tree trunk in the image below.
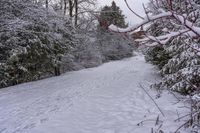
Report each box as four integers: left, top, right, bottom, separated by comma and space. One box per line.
69, 0, 73, 19
60, 0, 63, 10
46, 0, 48, 9
64, 0, 67, 15
74, 0, 78, 26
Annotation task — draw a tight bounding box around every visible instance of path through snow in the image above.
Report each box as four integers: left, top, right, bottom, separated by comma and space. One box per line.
0, 53, 188, 133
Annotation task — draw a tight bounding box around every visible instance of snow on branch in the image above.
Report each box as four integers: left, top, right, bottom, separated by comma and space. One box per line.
135, 29, 191, 45
109, 11, 173, 33
109, 8, 200, 45
172, 13, 200, 37
109, 10, 200, 37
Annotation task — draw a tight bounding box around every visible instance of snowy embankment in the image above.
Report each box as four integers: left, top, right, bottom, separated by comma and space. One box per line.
0, 53, 189, 133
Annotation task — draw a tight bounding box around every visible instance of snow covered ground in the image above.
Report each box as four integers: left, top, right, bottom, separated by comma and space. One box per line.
0, 53, 189, 133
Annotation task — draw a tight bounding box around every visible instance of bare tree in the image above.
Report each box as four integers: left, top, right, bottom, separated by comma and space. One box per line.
69, 0, 73, 18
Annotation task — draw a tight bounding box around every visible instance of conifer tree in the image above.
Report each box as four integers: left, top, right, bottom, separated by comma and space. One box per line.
99, 1, 128, 29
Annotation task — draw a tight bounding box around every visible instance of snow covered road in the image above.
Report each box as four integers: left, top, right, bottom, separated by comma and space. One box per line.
0, 53, 188, 133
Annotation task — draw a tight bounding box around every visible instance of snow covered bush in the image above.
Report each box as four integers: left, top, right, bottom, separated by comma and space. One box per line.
145, 46, 171, 69
71, 29, 133, 69
71, 32, 104, 68
157, 38, 200, 94
97, 30, 133, 62
143, 0, 200, 94
0, 0, 76, 88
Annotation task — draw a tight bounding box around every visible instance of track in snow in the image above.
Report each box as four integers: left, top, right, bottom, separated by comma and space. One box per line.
0, 53, 188, 133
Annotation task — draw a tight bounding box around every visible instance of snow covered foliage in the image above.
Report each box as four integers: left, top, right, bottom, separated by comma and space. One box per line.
70, 32, 104, 69
0, 0, 76, 88
145, 46, 171, 69
96, 30, 133, 62
158, 38, 200, 94
71, 29, 133, 69
144, 0, 200, 94
99, 1, 128, 29
0, 0, 134, 88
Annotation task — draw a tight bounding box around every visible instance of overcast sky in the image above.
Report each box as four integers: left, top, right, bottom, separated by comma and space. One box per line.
97, 0, 149, 26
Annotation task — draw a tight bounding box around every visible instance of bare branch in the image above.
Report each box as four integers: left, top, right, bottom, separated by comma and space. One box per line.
139, 83, 165, 117
124, 0, 144, 20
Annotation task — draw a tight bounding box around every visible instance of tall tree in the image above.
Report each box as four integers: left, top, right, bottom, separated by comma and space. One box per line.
68, 0, 73, 18
52, 0, 96, 27
99, 1, 128, 29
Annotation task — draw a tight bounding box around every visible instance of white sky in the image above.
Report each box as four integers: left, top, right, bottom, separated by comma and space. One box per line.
97, 0, 149, 26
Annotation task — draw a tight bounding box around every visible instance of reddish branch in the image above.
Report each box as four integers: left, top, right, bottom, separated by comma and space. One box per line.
167, 0, 173, 10
109, 0, 200, 45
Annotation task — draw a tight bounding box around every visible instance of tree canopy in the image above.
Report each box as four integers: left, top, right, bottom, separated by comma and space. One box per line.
99, 1, 128, 29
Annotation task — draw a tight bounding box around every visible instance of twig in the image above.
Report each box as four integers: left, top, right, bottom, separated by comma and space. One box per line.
137, 119, 163, 126
124, 0, 144, 20
139, 83, 165, 117
151, 128, 153, 133
174, 119, 190, 133
176, 109, 180, 122
174, 110, 198, 122
157, 123, 163, 131
167, 89, 181, 102
155, 115, 160, 126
